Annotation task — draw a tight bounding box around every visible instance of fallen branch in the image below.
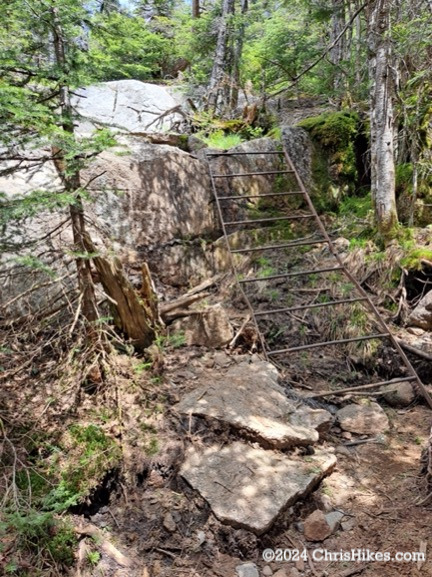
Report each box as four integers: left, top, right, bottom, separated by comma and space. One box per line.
396, 339, 432, 362
159, 274, 224, 320
309, 377, 414, 399
74, 523, 132, 568
229, 315, 251, 348
160, 292, 209, 319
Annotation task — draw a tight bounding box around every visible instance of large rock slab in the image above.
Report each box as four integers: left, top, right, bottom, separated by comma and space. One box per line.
407, 290, 432, 330
180, 442, 336, 534
336, 402, 389, 434
73, 80, 181, 134
175, 361, 333, 448
0, 139, 216, 315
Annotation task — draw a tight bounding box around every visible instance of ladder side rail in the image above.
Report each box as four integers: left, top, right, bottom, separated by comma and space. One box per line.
282, 144, 432, 409
205, 151, 269, 359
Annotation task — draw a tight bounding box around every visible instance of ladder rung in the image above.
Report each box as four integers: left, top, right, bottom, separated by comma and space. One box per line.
213, 170, 294, 178
218, 191, 304, 200
225, 215, 313, 226
231, 239, 327, 253
255, 297, 368, 316
239, 266, 343, 283
268, 333, 390, 355
207, 151, 284, 156
309, 376, 417, 399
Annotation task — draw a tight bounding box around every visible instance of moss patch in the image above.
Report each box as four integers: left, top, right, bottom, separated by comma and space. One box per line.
298, 110, 362, 210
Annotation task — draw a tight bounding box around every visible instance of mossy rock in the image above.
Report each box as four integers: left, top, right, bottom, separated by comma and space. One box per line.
297, 110, 364, 211
298, 110, 360, 151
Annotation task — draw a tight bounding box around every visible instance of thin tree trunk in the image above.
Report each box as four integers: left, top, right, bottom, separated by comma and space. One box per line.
192, 0, 200, 18
51, 7, 100, 330
230, 0, 248, 110
51, 7, 156, 350
367, 0, 398, 237
329, 0, 346, 92
207, 0, 235, 113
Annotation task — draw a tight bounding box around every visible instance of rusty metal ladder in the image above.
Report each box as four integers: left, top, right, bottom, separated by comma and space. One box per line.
206, 145, 432, 408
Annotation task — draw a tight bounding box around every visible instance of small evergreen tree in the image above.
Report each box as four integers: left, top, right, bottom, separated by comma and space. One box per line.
0, 0, 157, 366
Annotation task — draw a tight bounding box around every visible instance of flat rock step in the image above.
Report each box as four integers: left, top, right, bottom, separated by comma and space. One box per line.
175, 361, 333, 449
180, 441, 337, 534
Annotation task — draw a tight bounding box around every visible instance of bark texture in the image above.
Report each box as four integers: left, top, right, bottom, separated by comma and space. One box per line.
329, 0, 347, 91
367, 0, 398, 236
85, 237, 157, 350
207, 0, 235, 113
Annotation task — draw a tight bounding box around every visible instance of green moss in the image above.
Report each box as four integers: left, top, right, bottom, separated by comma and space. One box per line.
400, 248, 432, 270
298, 110, 360, 150
298, 110, 362, 209
63, 424, 121, 495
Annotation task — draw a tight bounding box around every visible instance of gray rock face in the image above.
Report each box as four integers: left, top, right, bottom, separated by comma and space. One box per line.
407, 290, 432, 330
205, 138, 286, 224
73, 80, 181, 134
172, 305, 234, 348
175, 361, 333, 448
180, 442, 337, 534
282, 126, 312, 187
336, 403, 389, 434
0, 139, 216, 314
83, 139, 214, 249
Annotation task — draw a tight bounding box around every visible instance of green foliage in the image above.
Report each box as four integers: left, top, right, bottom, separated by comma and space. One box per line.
87, 550, 101, 566
89, 13, 174, 81
400, 248, 432, 271
339, 194, 372, 219
0, 511, 77, 568
242, 5, 322, 94
156, 331, 186, 350
203, 130, 243, 149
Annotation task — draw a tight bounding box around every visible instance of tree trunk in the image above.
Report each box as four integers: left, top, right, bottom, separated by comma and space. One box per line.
229, 0, 248, 110
329, 0, 346, 93
207, 0, 235, 114
367, 0, 398, 237
51, 7, 100, 330
192, 0, 200, 18
84, 235, 157, 350
51, 7, 157, 350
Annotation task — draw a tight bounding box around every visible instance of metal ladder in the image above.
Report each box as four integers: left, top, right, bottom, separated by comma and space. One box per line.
206, 145, 432, 408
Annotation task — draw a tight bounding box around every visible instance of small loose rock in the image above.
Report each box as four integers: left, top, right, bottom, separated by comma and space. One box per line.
236, 562, 259, 577
304, 509, 332, 541
381, 382, 416, 408
341, 517, 356, 531
163, 512, 176, 532
262, 565, 273, 576
325, 511, 344, 533
336, 402, 389, 434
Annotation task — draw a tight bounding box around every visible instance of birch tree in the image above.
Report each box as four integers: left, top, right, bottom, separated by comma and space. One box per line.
366, 0, 398, 235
